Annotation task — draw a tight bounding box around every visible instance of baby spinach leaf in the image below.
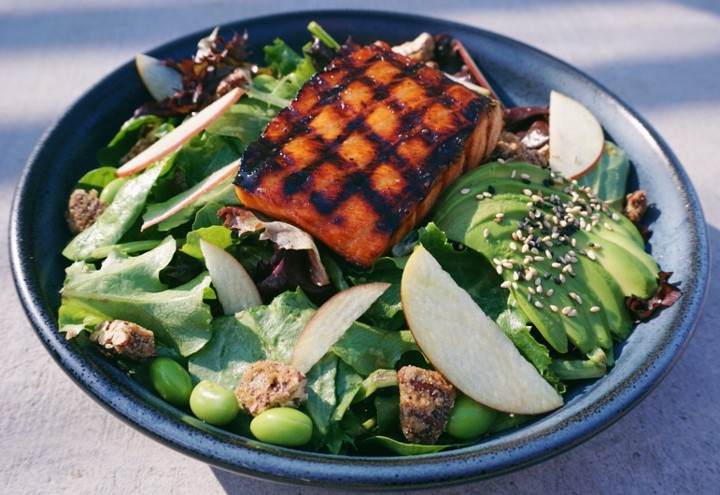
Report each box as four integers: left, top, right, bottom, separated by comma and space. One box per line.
63, 160, 167, 261
96, 115, 169, 167
75, 166, 118, 192
347, 256, 406, 330
306, 353, 338, 437
332, 362, 365, 421
373, 396, 401, 436
332, 322, 416, 377
173, 133, 242, 187
496, 306, 551, 371
496, 305, 564, 393
357, 435, 464, 456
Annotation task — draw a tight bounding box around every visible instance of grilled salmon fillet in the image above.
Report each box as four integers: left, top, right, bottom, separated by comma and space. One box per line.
234, 42, 503, 267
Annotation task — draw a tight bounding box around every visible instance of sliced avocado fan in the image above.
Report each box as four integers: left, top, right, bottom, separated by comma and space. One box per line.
432, 162, 659, 355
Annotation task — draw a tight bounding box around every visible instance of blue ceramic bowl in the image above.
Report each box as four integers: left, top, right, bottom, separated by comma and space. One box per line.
10, 10, 709, 490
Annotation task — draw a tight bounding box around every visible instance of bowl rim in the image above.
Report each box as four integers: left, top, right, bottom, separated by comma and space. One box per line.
9, 9, 710, 490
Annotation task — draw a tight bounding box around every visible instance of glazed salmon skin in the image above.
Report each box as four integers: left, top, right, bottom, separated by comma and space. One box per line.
234, 42, 503, 267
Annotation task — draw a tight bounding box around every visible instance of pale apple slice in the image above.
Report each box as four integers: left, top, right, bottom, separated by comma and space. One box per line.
291, 283, 390, 374
548, 90, 605, 179
401, 246, 563, 415
135, 53, 183, 102
141, 159, 239, 231
116, 86, 244, 177
200, 238, 262, 315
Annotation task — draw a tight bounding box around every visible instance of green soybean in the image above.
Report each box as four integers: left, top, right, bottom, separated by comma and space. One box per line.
99, 177, 129, 204
446, 395, 498, 440
189, 380, 239, 426
149, 357, 192, 408
250, 407, 313, 447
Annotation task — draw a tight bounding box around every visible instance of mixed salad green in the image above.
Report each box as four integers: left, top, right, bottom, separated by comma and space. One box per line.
58, 24, 679, 455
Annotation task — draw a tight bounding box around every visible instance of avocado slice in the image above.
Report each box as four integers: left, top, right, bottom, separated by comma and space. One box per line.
432, 161, 657, 354
437, 161, 647, 249
436, 192, 617, 354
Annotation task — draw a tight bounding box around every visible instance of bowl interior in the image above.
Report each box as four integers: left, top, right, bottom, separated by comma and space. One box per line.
10, 10, 708, 489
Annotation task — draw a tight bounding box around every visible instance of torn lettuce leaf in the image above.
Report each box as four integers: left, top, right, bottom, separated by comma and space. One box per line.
187, 289, 339, 443
331, 323, 416, 377
59, 236, 213, 356
187, 288, 316, 390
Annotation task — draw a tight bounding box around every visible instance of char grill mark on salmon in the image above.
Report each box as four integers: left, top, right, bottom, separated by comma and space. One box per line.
235, 42, 503, 267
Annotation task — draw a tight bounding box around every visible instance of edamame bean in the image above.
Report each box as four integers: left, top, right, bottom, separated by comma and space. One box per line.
446, 395, 498, 440
99, 177, 128, 204
189, 380, 239, 426
250, 407, 313, 447
149, 357, 192, 408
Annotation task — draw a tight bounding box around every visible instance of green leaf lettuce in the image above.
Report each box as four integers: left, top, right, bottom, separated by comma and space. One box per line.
59, 236, 213, 356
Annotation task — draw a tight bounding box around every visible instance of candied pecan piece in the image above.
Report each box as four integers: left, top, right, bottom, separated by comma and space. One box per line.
625, 189, 648, 223
397, 365, 456, 445
66, 189, 106, 234
391, 32, 435, 63
215, 67, 251, 96
235, 360, 308, 416
90, 320, 156, 360
489, 131, 549, 167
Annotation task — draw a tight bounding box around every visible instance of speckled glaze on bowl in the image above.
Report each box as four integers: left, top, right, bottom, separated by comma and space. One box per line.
10, 10, 709, 490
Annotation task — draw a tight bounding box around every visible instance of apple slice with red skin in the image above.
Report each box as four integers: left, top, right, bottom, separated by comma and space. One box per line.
200, 238, 262, 315
116, 87, 244, 177
548, 90, 605, 179
291, 283, 390, 374
401, 245, 563, 415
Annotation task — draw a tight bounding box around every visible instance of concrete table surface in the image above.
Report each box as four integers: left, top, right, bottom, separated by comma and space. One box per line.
2, 1, 718, 493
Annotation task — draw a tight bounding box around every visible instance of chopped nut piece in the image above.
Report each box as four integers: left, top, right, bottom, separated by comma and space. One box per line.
490, 131, 549, 167
391, 32, 435, 62
397, 365, 456, 445
235, 360, 308, 417
66, 189, 106, 234
625, 189, 648, 223
216, 67, 251, 96
90, 320, 156, 360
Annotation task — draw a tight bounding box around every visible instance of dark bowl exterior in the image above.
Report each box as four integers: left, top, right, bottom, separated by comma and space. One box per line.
9, 10, 709, 490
